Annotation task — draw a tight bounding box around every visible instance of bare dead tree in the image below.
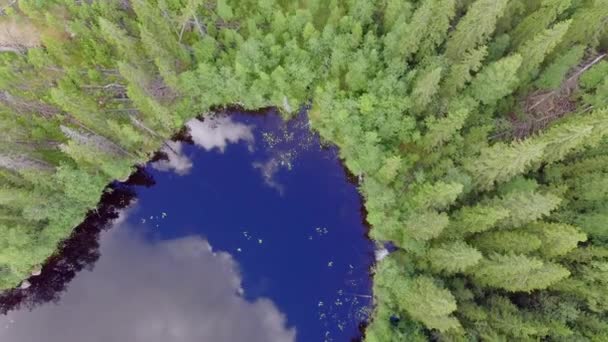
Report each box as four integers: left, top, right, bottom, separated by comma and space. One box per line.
527, 54, 606, 112
0, 154, 54, 172
493, 53, 607, 141
130, 116, 179, 155
0, 91, 60, 119
0, 1, 17, 16
0, 17, 40, 53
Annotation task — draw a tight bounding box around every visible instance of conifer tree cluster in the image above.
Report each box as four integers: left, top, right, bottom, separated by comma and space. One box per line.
0, 0, 607, 340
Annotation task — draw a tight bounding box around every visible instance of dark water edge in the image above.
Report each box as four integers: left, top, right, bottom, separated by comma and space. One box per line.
0, 168, 154, 314
0, 109, 377, 341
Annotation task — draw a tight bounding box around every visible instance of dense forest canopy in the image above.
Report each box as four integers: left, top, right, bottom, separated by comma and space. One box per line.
0, 0, 607, 340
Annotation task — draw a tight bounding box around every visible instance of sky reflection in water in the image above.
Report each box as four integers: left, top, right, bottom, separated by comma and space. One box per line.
0, 111, 374, 342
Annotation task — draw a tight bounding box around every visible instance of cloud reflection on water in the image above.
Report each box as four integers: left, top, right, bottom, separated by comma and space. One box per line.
151, 116, 255, 175
188, 116, 254, 152
150, 140, 193, 175
0, 210, 296, 342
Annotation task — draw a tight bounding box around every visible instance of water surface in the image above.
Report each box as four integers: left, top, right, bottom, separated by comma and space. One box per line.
0, 111, 374, 342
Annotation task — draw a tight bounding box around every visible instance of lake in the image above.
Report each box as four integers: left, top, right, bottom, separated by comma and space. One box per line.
0, 110, 375, 342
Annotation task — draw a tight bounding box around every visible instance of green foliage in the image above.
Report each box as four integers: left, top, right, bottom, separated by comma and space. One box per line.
528, 222, 587, 258
516, 20, 571, 84
403, 210, 450, 243
580, 61, 608, 90
396, 275, 461, 332
441, 46, 487, 96
427, 241, 482, 274
469, 54, 522, 105
423, 106, 470, 148
465, 139, 544, 189
411, 66, 442, 112
383, 0, 455, 63
472, 230, 543, 255
2, 1, 608, 340
491, 189, 562, 228
510, 0, 573, 48
535, 44, 585, 90
445, 204, 510, 237
472, 253, 570, 292
444, 0, 509, 62
409, 181, 463, 211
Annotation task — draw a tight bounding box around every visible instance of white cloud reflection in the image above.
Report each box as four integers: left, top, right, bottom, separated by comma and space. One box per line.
253, 158, 285, 195
0, 211, 296, 342
151, 116, 254, 176
151, 141, 193, 175
188, 116, 254, 152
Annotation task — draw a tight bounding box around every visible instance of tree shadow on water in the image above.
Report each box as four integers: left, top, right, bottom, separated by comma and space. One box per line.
0, 167, 154, 315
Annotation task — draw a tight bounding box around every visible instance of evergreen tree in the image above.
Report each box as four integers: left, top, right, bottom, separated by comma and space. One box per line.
427, 241, 483, 274
465, 139, 544, 189
540, 108, 608, 164
445, 204, 510, 237
492, 189, 562, 229
383, 0, 455, 63
516, 20, 571, 84
396, 275, 461, 332
441, 46, 487, 96
410, 66, 442, 112
535, 44, 585, 90
528, 222, 587, 258
472, 230, 542, 255
444, 0, 509, 62
403, 210, 450, 242
2, 1, 608, 340
409, 181, 463, 211
423, 106, 470, 149
472, 253, 570, 292
558, 0, 608, 49
468, 54, 522, 106
98, 18, 144, 66
510, 0, 573, 48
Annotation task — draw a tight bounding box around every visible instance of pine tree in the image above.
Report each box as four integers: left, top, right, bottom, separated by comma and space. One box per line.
552, 260, 608, 313
472, 253, 570, 292
468, 54, 522, 106
383, 0, 455, 63
410, 66, 443, 112
465, 138, 544, 189
396, 275, 461, 332
445, 204, 510, 237
423, 106, 470, 149
510, 0, 573, 48
516, 20, 571, 84
98, 18, 144, 66
535, 44, 585, 90
583, 76, 608, 109
404, 210, 450, 242
427, 241, 483, 274
477, 295, 553, 340
441, 46, 487, 96
472, 230, 542, 255
528, 222, 587, 258
558, 0, 608, 49
409, 181, 464, 211
444, 0, 509, 62
492, 189, 562, 229
540, 108, 608, 164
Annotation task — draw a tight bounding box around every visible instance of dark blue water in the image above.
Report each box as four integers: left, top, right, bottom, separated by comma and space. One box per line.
0, 111, 374, 342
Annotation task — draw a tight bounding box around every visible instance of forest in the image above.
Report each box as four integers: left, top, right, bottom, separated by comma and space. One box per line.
0, 0, 607, 340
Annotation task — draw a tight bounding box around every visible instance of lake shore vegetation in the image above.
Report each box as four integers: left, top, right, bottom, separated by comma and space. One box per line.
1, 0, 608, 340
